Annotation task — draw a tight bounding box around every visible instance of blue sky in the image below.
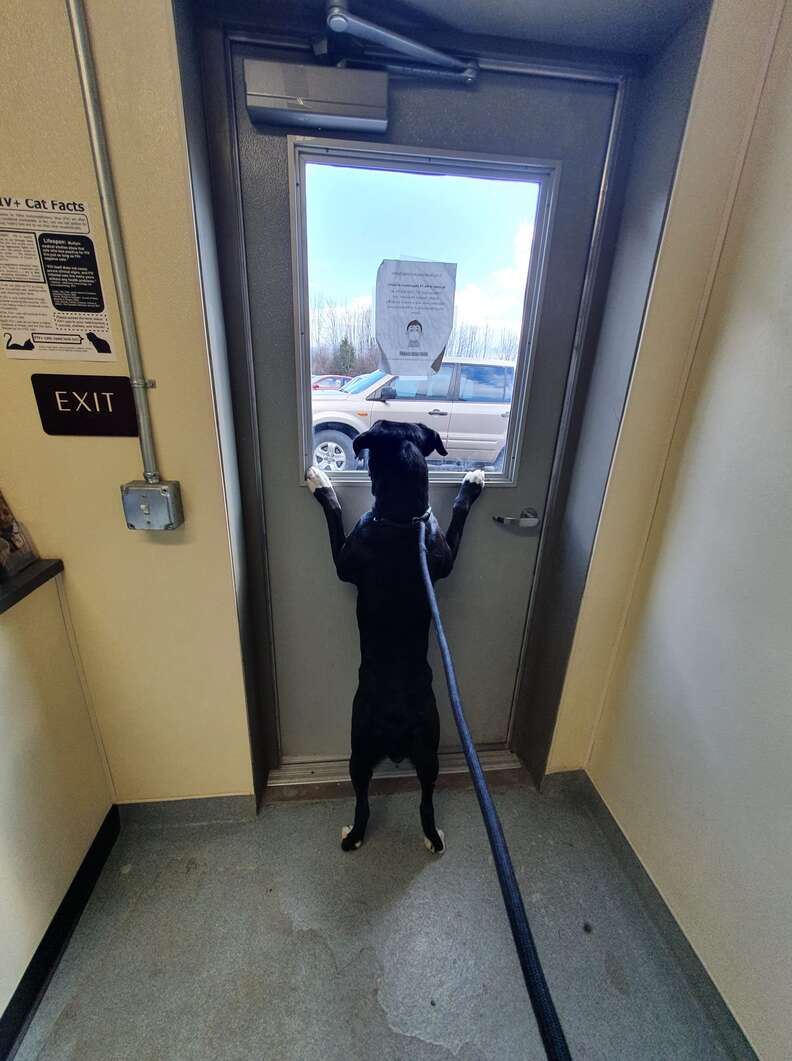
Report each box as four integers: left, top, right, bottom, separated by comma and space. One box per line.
305, 162, 539, 334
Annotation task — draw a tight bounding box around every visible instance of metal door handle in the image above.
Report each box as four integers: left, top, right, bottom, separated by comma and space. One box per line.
493, 507, 540, 528
500, 411, 509, 418
428, 408, 448, 416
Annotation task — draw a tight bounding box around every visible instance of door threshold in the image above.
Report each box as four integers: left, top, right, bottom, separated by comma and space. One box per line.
267, 747, 523, 787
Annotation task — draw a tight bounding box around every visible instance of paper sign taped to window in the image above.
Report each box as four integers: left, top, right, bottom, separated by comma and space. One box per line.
0, 195, 116, 361
375, 259, 456, 376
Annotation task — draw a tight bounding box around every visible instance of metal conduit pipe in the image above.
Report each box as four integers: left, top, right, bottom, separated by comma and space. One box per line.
66, 0, 160, 484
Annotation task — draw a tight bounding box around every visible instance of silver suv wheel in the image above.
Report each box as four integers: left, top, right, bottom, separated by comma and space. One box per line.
313, 429, 355, 472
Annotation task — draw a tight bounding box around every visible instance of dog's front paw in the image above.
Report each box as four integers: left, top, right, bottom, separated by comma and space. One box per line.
458, 469, 485, 505
306, 466, 332, 493
423, 828, 445, 855
306, 466, 340, 507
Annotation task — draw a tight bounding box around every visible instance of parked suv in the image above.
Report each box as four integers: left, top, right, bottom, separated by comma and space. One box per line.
311, 358, 515, 472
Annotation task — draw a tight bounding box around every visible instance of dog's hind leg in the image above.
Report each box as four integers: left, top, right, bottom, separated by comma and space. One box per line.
413, 748, 444, 854
341, 752, 373, 851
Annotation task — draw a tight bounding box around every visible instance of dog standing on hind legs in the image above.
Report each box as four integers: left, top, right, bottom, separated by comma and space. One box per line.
307, 419, 484, 854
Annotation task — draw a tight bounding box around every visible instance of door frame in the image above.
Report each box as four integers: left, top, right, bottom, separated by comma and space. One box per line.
288, 136, 560, 487
178, 4, 636, 800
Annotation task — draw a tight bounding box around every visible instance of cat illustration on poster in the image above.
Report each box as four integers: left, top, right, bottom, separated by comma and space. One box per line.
85, 331, 112, 354
4, 332, 34, 351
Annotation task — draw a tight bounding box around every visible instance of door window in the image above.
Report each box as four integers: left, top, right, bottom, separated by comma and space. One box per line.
292, 139, 557, 481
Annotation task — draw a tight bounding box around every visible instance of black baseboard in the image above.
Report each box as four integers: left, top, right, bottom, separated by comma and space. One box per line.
0, 805, 120, 1061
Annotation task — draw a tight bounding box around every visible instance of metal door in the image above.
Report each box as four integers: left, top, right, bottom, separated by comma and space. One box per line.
219, 41, 616, 776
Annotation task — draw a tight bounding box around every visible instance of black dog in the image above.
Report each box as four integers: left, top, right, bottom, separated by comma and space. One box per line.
307, 419, 484, 853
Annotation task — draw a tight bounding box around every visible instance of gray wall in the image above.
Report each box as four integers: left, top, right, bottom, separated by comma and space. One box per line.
566, 6, 710, 560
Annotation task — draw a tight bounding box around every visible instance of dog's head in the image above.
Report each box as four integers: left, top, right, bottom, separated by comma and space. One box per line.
353, 420, 447, 463
353, 420, 446, 516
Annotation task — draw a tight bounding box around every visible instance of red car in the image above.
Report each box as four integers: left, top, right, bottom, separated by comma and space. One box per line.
311, 374, 351, 391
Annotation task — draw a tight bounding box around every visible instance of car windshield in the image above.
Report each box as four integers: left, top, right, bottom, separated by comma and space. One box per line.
340, 370, 386, 394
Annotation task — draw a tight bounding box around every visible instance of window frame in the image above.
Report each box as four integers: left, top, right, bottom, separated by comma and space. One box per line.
288, 136, 560, 486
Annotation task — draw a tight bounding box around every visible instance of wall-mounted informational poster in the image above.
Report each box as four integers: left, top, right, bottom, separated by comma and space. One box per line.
0, 194, 116, 361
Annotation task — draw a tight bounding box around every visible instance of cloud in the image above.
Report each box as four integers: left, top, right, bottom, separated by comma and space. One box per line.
454, 220, 535, 333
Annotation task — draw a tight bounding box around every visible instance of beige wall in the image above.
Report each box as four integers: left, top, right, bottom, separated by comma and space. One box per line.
0, 578, 111, 1012
582, 6, 792, 1058
550, 0, 785, 770
0, 0, 253, 802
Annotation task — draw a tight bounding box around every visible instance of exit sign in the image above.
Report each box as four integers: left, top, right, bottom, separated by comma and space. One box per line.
31, 373, 138, 436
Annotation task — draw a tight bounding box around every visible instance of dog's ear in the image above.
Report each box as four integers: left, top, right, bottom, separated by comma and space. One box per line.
417, 424, 448, 457
353, 430, 372, 457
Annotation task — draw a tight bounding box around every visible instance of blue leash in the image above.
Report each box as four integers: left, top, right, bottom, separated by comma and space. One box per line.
416, 519, 573, 1061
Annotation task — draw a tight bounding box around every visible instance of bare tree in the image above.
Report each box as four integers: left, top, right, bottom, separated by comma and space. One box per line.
310, 293, 379, 375
309, 292, 520, 376
445, 315, 519, 361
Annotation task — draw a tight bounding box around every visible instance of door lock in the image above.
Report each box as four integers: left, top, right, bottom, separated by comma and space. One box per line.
493, 507, 540, 528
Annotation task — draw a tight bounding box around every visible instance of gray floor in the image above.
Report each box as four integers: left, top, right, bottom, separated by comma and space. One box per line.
16, 778, 748, 1061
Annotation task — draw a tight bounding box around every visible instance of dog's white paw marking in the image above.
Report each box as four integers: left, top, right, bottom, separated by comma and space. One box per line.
341, 825, 362, 849
423, 828, 445, 855
306, 466, 332, 494
464, 469, 485, 487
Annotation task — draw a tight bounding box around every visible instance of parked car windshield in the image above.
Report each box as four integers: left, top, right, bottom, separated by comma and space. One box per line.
341, 370, 386, 394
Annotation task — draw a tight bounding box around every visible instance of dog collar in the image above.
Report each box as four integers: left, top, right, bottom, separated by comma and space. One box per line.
372, 506, 432, 530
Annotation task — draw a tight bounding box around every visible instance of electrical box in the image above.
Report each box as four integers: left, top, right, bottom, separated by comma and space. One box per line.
244, 58, 388, 132
121, 481, 184, 531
